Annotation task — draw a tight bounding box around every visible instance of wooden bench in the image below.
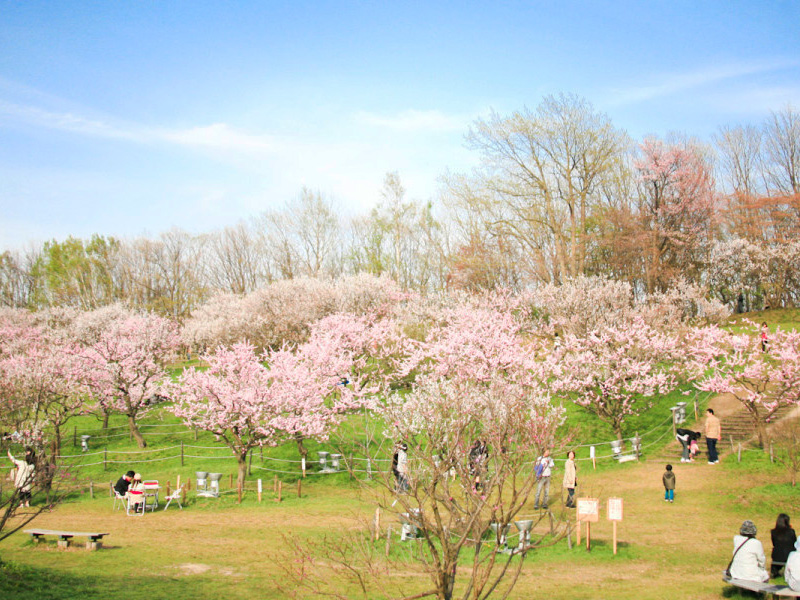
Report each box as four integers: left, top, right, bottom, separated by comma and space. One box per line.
24, 529, 110, 551
723, 574, 800, 597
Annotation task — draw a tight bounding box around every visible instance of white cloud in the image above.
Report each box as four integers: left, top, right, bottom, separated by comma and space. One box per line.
605, 58, 800, 106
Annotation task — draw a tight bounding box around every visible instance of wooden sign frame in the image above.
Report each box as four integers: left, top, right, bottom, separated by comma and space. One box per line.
576, 497, 599, 523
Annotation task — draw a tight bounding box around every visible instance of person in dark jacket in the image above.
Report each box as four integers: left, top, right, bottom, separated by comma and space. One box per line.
676, 428, 701, 462
771, 513, 798, 578
114, 470, 135, 496
662, 464, 676, 503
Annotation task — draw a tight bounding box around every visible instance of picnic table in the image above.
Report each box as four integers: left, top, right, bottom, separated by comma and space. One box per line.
24, 528, 110, 551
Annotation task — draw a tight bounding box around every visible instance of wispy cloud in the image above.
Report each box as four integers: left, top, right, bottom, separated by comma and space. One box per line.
606, 58, 800, 106
354, 108, 469, 132
0, 99, 276, 153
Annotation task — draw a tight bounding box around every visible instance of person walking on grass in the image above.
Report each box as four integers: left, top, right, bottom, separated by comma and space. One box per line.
705, 408, 721, 464
533, 449, 555, 510
662, 464, 675, 503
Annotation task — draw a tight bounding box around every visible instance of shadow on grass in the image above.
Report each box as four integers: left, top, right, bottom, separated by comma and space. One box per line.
0, 560, 228, 600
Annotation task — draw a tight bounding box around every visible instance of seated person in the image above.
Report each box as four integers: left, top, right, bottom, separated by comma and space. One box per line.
730, 520, 769, 583
127, 473, 145, 510
771, 513, 797, 578
114, 470, 135, 496
785, 539, 800, 591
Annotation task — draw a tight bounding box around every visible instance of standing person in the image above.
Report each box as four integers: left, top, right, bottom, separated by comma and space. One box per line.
771, 513, 797, 578
761, 322, 770, 353
533, 449, 555, 510
394, 442, 409, 494
662, 464, 676, 503
704, 408, 721, 464
563, 450, 577, 508
730, 520, 769, 583
7, 448, 35, 508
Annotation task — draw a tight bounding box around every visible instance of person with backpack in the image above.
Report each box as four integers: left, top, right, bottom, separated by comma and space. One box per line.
533, 449, 555, 510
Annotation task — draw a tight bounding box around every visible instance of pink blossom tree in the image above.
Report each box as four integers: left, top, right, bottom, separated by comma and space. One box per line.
72, 311, 181, 448
170, 338, 368, 502
688, 322, 800, 447
634, 137, 718, 293
551, 317, 681, 440
325, 305, 567, 600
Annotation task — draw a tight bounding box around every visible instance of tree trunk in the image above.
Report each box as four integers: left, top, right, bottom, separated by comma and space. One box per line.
102, 409, 110, 431
294, 433, 308, 461
756, 420, 768, 450
237, 453, 248, 504
128, 415, 146, 448
52, 425, 62, 461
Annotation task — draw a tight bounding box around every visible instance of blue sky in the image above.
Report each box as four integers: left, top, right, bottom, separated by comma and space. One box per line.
1, 1, 798, 249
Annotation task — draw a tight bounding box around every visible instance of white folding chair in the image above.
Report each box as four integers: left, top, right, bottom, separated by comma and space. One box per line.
112, 484, 126, 511
162, 486, 184, 511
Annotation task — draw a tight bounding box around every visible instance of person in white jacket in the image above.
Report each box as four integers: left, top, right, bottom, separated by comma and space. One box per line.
785, 539, 800, 591
730, 520, 769, 583
7, 449, 35, 508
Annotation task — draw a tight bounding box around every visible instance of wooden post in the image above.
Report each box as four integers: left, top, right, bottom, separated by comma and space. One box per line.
694, 397, 698, 421
738, 443, 742, 463
771, 441, 774, 463
260, 446, 263, 460
273, 474, 278, 493
635, 432, 640, 460
586, 522, 591, 550
166, 481, 171, 496
248, 450, 253, 476
297, 479, 302, 498
277, 481, 282, 503
229, 473, 233, 489
548, 510, 554, 535
176, 475, 181, 491
257, 479, 262, 503
187, 478, 192, 491
73, 426, 77, 448
374, 508, 381, 541
181, 442, 184, 467
612, 521, 617, 555
577, 520, 581, 546
194, 428, 198, 441
103, 448, 107, 471
109, 481, 114, 497
89, 481, 94, 499
301, 458, 306, 478
730, 435, 735, 454
349, 454, 354, 480
385, 525, 392, 557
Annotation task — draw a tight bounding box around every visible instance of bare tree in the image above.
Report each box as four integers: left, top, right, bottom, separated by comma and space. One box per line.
763, 105, 800, 196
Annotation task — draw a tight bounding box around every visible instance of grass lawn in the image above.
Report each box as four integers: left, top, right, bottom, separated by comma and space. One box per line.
3, 414, 799, 600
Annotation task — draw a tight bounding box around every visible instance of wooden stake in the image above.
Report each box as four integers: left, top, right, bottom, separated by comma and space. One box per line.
612, 521, 617, 555
277, 481, 282, 503
176, 475, 181, 491
229, 473, 233, 488
301, 458, 306, 478
738, 443, 741, 463
385, 525, 392, 557
257, 479, 262, 503
89, 481, 94, 499
166, 481, 171, 497
297, 479, 302, 498
586, 522, 591, 550
770, 441, 774, 463
181, 442, 184, 467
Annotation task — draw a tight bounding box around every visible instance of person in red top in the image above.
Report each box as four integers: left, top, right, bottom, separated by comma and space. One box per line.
761, 322, 770, 353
